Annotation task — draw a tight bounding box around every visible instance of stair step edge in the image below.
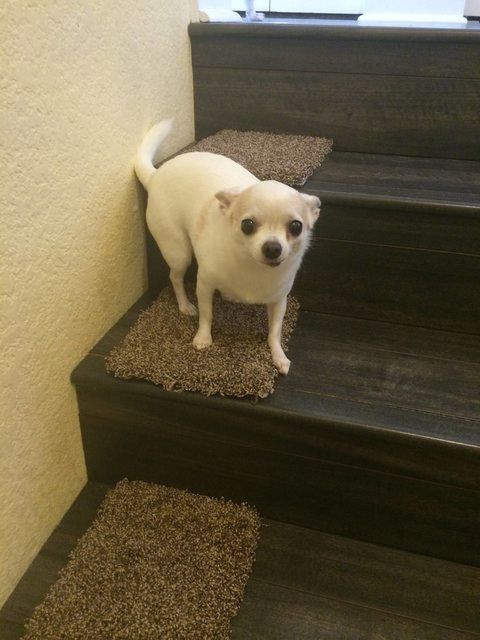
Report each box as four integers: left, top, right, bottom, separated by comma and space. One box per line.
313, 190, 480, 215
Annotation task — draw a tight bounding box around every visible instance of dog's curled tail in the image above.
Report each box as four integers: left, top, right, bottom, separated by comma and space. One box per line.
134, 119, 173, 190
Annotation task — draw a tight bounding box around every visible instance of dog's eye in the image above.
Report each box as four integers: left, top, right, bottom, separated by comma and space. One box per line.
289, 220, 303, 237
241, 219, 255, 235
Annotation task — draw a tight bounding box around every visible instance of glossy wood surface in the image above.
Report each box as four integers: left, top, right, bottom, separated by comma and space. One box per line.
2, 483, 479, 639
72, 293, 480, 564
190, 23, 480, 160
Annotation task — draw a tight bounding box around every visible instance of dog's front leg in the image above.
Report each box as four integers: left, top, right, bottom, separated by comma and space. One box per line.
193, 276, 214, 350
267, 298, 290, 375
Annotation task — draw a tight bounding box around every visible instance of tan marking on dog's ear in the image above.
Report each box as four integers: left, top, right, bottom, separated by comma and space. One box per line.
301, 193, 321, 228
215, 186, 244, 214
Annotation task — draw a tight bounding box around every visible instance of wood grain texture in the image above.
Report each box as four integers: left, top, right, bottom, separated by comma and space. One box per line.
72, 291, 480, 562
306, 152, 480, 213
250, 521, 480, 632
189, 21, 480, 43
233, 582, 479, 640
74, 299, 480, 488
79, 410, 480, 564
295, 235, 480, 332
300, 155, 480, 330
2, 483, 478, 639
193, 67, 480, 160
75, 374, 480, 490
284, 311, 480, 423
312, 203, 480, 253
191, 31, 480, 79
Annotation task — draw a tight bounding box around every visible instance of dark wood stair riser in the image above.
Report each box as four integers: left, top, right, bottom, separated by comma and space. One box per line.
77, 388, 480, 567
297, 239, 480, 334
76, 355, 480, 490
190, 23, 480, 160
190, 25, 480, 79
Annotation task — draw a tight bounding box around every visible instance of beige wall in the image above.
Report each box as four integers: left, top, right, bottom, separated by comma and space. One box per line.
1, 0, 195, 606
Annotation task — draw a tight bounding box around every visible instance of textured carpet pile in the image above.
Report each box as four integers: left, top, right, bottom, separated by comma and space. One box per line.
191, 129, 333, 186
106, 286, 299, 398
22, 479, 261, 640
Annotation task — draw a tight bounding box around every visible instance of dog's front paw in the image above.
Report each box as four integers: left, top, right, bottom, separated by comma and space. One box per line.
274, 354, 291, 375
193, 331, 212, 350
180, 301, 197, 316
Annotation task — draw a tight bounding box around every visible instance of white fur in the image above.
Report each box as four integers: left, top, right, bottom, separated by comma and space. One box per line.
134, 119, 173, 189
245, 0, 264, 21
135, 121, 320, 375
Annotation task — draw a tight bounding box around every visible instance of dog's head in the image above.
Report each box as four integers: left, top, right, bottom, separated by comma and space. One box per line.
215, 180, 320, 267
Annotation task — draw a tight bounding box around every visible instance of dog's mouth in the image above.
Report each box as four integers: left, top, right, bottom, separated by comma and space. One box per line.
263, 258, 284, 268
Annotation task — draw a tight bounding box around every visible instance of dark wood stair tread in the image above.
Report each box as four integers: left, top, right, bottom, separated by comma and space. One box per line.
72, 294, 480, 562
305, 151, 480, 213
2, 482, 478, 639
72, 291, 480, 488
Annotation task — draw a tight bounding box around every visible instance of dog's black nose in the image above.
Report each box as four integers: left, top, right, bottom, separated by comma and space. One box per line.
262, 241, 282, 260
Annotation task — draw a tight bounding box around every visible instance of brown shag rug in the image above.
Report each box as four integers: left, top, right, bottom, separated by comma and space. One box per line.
106, 286, 299, 399
22, 479, 261, 640
191, 129, 333, 186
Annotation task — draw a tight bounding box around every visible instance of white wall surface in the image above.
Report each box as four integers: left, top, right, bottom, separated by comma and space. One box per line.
465, 0, 480, 14
232, 0, 480, 15
1, 0, 195, 606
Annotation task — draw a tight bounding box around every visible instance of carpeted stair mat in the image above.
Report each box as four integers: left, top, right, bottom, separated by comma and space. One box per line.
21, 479, 261, 640
190, 129, 333, 186
105, 285, 300, 398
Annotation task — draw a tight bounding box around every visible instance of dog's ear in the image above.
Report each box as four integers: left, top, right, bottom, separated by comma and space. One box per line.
215, 186, 244, 214
301, 193, 321, 228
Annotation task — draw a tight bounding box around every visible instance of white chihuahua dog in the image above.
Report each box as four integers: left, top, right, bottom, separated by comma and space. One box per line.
135, 121, 320, 375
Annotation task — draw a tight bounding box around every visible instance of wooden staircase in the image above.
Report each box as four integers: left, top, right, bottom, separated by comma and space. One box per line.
5, 20, 479, 640
73, 146, 480, 566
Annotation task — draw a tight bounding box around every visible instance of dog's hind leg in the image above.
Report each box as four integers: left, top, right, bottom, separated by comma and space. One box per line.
150, 221, 197, 316
169, 264, 197, 316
